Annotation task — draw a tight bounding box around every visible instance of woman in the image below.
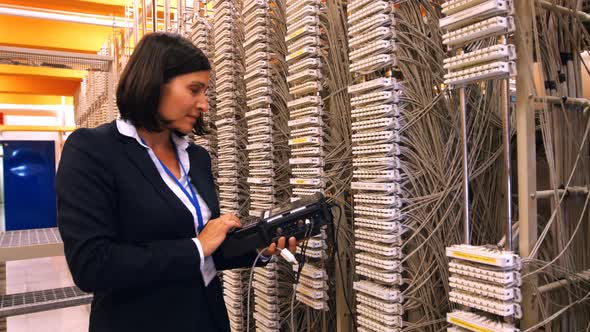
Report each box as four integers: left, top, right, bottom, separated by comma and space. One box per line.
56, 32, 296, 332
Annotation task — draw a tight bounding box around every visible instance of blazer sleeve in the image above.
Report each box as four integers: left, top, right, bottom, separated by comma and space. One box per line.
56, 129, 202, 293
188, 144, 268, 271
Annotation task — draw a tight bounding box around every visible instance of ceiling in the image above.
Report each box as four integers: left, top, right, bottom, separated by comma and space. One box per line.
0, 0, 129, 105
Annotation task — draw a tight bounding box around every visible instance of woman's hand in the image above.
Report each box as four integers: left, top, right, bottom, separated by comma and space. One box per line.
261, 236, 297, 256
197, 214, 241, 257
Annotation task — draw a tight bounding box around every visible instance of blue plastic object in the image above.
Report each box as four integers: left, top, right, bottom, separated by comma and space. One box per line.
2, 141, 57, 230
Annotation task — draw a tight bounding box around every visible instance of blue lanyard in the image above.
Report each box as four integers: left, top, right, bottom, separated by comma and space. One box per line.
142, 138, 204, 232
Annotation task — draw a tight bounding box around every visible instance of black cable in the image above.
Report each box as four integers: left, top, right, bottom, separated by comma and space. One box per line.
331, 203, 357, 331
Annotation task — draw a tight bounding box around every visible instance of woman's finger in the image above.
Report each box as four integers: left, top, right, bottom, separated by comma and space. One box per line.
277, 237, 286, 250
288, 237, 297, 253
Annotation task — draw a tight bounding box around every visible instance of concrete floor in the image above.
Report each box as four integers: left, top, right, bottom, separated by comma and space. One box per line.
6, 257, 89, 332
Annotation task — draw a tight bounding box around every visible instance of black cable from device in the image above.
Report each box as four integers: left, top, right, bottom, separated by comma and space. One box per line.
331, 203, 357, 331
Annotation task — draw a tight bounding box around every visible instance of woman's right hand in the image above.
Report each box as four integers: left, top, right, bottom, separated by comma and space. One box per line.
197, 214, 241, 257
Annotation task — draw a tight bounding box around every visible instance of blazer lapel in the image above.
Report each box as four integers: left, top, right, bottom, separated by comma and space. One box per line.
187, 149, 220, 218
121, 138, 194, 230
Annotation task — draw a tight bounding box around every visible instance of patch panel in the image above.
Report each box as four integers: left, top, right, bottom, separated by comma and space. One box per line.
355, 241, 402, 258
297, 247, 327, 259
216, 82, 235, 93
290, 106, 323, 118
295, 284, 328, 299
251, 202, 274, 210
449, 261, 522, 286
446, 244, 521, 269
351, 104, 402, 118
351, 54, 398, 74
246, 60, 270, 73
288, 116, 322, 127
247, 177, 273, 185
245, 42, 269, 58
449, 290, 522, 318
246, 143, 272, 151
249, 160, 274, 168
255, 310, 280, 323
244, 33, 269, 49
288, 95, 323, 109
246, 87, 272, 99
353, 169, 402, 181
352, 118, 401, 131
356, 253, 402, 272
247, 96, 273, 108
353, 280, 402, 302
290, 127, 323, 138
246, 77, 272, 90
218, 185, 239, 193
296, 276, 327, 289
356, 265, 403, 285
219, 192, 239, 201
289, 81, 323, 96
245, 108, 272, 119
287, 46, 321, 63
218, 170, 238, 177
348, 77, 401, 95
292, 188, 323, 196
253, 290, 278, 304
218, 140, 236, 149
352, 143, 401, 156
244, 0, 268, 15
248, 151, 273, 159
439, 0, 512, 30
351, 181, 403, 194
245, 51, 272, 67
249, 169, 275, 177
350, 40, 397, 62
254, 297, 278, 312
288, 58, 322, 74
253, 313, 279, 328
348, 1, 392, 25
352, 156, 401, 168
289, 178, 323, 186
248, 126, 273, 136
356, 294, 403, 315
354, 218, 403, 231
245, 68, 269, 81
295, 294, 328, 310
217, 100, 237, 109
220, 201, 240, 210
289, 157, 324, 166
249, 186, 274, 194
286, 5, 320, 26
444, 61, 516, 86
354, 194, 402, 206
444, 44, 516, 71
286, 0, 320, 15
358, 305, 403, 327
217, 107, 236, 117
287, 69, 322, 84
348, 13, 394, 37
288, 136, 322, 146
244, 16, 270, 32
355, 229, 402, 244
252, 281, 277, 294
244, 8, 269, 25
287, 17, 320, 40
287, 35, 321, 57
285, 25, 321, 44
349, 27, 396, 49
447, 311, 519, 332
291, 167, 323, 176
347, 0, 379, 14
248, 134, 272, 143
295, 264, 327, 279
449, 276, 522, 302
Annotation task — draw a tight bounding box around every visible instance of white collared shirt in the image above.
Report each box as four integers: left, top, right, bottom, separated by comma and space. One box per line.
116, 119, 217, 286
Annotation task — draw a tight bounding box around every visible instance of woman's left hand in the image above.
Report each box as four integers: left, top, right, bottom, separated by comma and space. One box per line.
262, 236, 297, 256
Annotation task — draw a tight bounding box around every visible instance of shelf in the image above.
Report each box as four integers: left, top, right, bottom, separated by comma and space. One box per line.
0, 286, 92, 318
0, 228, 64, 261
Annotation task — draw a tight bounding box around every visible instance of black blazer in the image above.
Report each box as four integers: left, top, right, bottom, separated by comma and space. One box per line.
56, 121, 257, 332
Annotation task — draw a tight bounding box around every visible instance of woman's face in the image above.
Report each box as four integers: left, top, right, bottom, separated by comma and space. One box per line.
158, 70, 210, 134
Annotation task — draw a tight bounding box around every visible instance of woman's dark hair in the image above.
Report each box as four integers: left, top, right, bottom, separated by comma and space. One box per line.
116, 32, 211, 135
